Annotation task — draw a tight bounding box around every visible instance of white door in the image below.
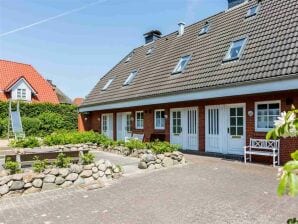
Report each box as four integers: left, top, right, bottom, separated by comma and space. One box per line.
117, 112, 132, 140
102, 113, 113, 139
226, 105, 245, 155
205, 104, 245, 155
170, 107, 198, 150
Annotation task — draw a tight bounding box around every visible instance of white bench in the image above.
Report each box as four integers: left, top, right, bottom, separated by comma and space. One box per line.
244, 138, 280, 167
125, 133, 144, 143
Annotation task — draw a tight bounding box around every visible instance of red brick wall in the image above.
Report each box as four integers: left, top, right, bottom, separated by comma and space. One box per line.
79, 90, 298, 164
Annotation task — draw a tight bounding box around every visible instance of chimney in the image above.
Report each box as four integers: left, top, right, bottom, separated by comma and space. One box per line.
227, 0, 246, 9
143, 30, 162, 44
178, 22, 185, 36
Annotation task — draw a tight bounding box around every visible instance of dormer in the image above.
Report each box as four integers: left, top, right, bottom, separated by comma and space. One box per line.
5, 76, 37, 101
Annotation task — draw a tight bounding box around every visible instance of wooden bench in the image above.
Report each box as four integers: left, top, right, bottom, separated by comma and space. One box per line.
125, 133, 144, 142
244, 138, 280, 167
5, 149, 89, 168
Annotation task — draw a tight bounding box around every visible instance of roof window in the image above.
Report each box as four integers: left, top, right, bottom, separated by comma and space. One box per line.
246, 5, 259, 18
223, 38, 247, 61
172, 55, 191, 74
123, 70, 138, 86
102, 79, 114, 91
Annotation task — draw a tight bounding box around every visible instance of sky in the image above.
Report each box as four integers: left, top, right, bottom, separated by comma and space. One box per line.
0, 0, 227, 99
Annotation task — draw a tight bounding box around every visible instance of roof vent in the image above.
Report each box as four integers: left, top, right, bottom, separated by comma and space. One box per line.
178, 22, 185, 36
228, 0, 246, 9
143, 30, 162, 44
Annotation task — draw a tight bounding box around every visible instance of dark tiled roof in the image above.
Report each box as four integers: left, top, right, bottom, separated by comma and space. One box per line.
82, 0, 298, 107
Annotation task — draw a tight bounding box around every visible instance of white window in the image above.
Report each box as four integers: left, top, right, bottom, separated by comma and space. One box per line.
17, 88, 26, 100
102, 79, 114, 91
224, 38, 246, 61
246, 5, 259, 18
135, 111, 144, 129
199, 24, 209, 35
126, 113, 132, 132
172, 55, 191, 74
102, 115, 108, 132
172, 111, 182, 134
255, 101, 280, 132
146, 47, 153, 55
123, 70, 138, 86
155, 109, 165, 129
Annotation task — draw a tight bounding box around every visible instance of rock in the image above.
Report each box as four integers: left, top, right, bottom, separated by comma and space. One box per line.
95, 159, 105, 166
92, 172, 100, 179
7, 180, 13, 187
113, 166, 120, 173
23, 173, 35, 183
61, 181, 73, 188
58, 168, 69, 177
157, 154, 165, 160
42, 183, 58, 191
24, 187, 40, 194
141, 154, 155, 162
105, 160, 112, 168
84, 164, 94, 170
84, 177, 95, 184
65, 173, 79, 181
80, 170, 93, 178
12, 174, 23, 181
5, 190, 23, 197
50, 168, 59, 176
162, 157, 174, 167
98, 164, 106, 171
112, 173, 121, 179
24, 183, 32, 188
33, 173, 45, 179
55, 176, 65, 185
164, 152, 171, 157
0, 170, 9, 177
155, 164, 162, 169
0, 184, 9, 195
73, 177, 85, 186
148, 164, 155, 170
147, 161, 156, 166
44, 175, 56, 183
172, 151, 182, 156
0, 176, 11, 185
32, 179, 43, 188
43, 169, 51, 174
138, 161, 147, 169
10, 181, 25, 190
92, 167, 98, 173
180, 157, 186, 164
104, 169, 112, 175
85, 181, 104, 190
98, 171, 105, 177
69, 164, 83, 174
173, 159, 179, 165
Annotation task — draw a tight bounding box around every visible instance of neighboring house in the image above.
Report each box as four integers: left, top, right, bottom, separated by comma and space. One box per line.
73, 98, 84, 106
79, 0, 298, 163
47, 80, 72, 104
0, 59, 59, 103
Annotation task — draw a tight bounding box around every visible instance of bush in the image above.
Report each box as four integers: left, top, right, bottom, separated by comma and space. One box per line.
37, 112, 65, 136
9, 136, 40, 148
0, 118, 8, 138
125, 139, 146, 150
81, 152, 95, 165
149, 141, 180, 154
55, 153, 71, 168
32, 156, 48, 173
22, 117, 41, 136
4, 158, 20, 174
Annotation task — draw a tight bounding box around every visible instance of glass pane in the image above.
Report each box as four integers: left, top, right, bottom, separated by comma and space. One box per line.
268, 116, 276, 128
237, 117, 243, 126
177, 119, 181, 126
237, 127, 243, 136
161, 119, 165, 128
177, 112, 181, 119
237, 108, 243, 116
257, 104, 267, 110
230, 108, 236, 116
269, 103, 279, 109
230, 127, 236, 135
161, 111, 165, 118
230, 117, 236, 126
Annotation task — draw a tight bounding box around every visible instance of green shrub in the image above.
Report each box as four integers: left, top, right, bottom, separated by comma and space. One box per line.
0, 118, 8, 138
22, 117, 41, 136
32, 156, 48, 173
149, 141, 180, 154
55, 153, 71, 168
37, 112, 65, 135
4, 158, 20, 174
81, 152, 95, 165
9, 136, 40, 148
125, 139, 146, 150
287, 218, 298, 224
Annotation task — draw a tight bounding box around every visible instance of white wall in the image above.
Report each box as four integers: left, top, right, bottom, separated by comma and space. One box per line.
11, 80, 32, 101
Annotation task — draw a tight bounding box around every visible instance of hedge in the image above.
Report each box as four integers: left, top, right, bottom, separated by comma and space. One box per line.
0, 101, 78, 138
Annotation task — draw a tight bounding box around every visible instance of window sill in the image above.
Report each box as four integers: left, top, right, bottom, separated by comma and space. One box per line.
171, 71, 182, 75
255, 129, 272, 133
222, 57, 239, 63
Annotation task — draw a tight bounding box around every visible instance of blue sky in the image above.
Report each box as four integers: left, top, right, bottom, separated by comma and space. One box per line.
0, 0, 226, 99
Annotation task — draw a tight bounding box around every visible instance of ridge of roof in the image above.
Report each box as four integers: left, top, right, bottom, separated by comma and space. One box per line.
0, 59, 32, 67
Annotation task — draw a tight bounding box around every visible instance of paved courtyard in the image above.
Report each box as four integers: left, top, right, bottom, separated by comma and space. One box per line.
0, 154, 297, 224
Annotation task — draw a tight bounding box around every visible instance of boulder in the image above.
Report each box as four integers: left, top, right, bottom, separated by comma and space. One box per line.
92, 172, 100, 180
58, 168, 69, 177
104, 169, 112, 175
24, 187, 40, 194
113, 166, 120, 173
148, 164, 155, 170
92, 167, 98, 173
23, 173, 35, 183
84, 164, 94, 170
69, 164, 83, 174
84, 177, 95, 184
141, 154, 155, 162
33, 173, 45, 179
173, 159, 179, 165
0, 176, 11, 186
98, 171, 105, 177
65, 173, 79, 181
98, 164, 106, 171
7, 180, 13, 187
95, 159, 105, 166
24, 183, 32, 188
155, 164, 162, 169
55, 176, 65, 185
50, 168, 59, 176
138, 161, 147, 169
42, 183, 58, 191
12, 174, 23, 181
32, 179, 43, 188
105, 160, 112, 168
180, 157, 186, 164
44, 175, 56, 183
10, 181, 25, 190
73, 177, 85, 186
156, 154, 165, 160
162, 157, 174, 167
80, 170, 93, 178
61, 181, 73, 188
0, 184, 9, 195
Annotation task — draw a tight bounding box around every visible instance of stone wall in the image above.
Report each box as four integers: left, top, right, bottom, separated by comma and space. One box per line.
0, 159, 121, 198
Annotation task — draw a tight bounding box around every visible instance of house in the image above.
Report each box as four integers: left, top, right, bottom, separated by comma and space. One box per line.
73, 98, 84, 106
78, 0, 298, 164
47, 80, 72, 104
0, 59, 60, 103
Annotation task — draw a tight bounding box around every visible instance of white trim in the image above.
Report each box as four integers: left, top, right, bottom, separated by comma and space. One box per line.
6, 77, 37, 94
135, 111, 144, 129
154, 109, 165, 130
254, 100, 281, 132
79, 78, 298, 112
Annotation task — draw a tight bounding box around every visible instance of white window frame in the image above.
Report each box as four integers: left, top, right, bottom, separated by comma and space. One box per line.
224, 38, 247, 62
172, 55, 191, 74
199, 24, 209, 35
17, 88, 26, 100
123, 70, 138, 86
102, 79, 114, 91
135, 111, 144, 129
255, 100, 281, 132
154, 109, 165, 130
246, 5, 259, 18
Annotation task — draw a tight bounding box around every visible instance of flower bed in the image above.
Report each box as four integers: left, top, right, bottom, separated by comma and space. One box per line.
0, 159, 122, 198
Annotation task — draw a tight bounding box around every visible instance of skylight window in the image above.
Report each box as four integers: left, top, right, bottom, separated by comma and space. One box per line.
102, 79, 114, 91
224, 38, 246, 61
123, 70, 138, 86
172, 55, 191, 74
125, 53, 133, 63
146, 47, 153, 55
246, 5, 259, 18
199, 24, 209, 35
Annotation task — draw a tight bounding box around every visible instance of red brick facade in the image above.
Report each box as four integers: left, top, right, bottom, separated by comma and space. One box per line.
79, 90, 298, 164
